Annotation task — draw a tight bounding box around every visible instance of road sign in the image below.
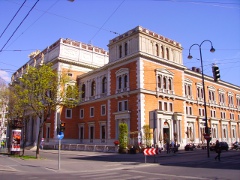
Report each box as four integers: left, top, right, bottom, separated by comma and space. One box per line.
57, 132, 64, 140
143, 148, 157, 155
204, 134, 211, 140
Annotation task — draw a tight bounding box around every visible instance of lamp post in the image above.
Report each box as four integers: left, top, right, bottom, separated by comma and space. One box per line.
187, 40, 215, 158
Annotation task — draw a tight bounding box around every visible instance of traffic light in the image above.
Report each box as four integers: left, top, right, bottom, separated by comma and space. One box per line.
212, 65, 220, 82
208, 128, 212, 135
59, 122, 66, 133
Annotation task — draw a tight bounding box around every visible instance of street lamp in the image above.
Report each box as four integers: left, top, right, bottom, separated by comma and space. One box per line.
187, 40, 215, 158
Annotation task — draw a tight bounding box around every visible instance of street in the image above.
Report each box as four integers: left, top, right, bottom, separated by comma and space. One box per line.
0, 148, 240, 180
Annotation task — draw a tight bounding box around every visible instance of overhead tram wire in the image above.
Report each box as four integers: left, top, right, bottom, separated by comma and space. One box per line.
6, 0, 60, 49
89, 0, 125, 42
0, 0, 27, 39
0, 0, 40, 53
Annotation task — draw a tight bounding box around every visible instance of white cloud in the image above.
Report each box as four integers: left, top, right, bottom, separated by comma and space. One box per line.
0, 70, 11, 83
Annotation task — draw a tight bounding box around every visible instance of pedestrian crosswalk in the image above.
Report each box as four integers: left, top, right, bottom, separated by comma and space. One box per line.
70, 171, 145, 180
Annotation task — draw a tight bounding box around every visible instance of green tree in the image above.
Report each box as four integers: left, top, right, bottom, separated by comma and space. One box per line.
142, 125, 151, 147
118, 123, 128, 153
14, 64, 79, 159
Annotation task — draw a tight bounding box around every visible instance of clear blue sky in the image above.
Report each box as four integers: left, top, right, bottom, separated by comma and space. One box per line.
0, 0, 239, 86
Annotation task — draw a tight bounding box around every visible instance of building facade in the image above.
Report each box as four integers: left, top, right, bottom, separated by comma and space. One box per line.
11, 26, 240, 149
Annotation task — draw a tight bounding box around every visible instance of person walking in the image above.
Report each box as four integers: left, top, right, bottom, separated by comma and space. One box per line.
215, 140, 221, 161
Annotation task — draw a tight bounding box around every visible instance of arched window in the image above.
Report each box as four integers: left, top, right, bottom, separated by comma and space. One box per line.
91, 81, 96, 96
124, 75, 128, 88
168, 79, 172, 90
124, 42, 128, 56
166, 48, 169, 60
161, 46, 164, 58
118, 76, 122, 89
81, 84, 85, 98
163, 77, 167, 89
156, 44, 159, 56
158, 75, 161, 88
102, 77, 107, 93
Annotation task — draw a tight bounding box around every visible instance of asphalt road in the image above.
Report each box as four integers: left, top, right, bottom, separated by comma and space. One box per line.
0, 148, 240, 180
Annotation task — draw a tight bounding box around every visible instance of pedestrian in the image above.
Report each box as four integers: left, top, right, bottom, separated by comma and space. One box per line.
214, 140, 221, 161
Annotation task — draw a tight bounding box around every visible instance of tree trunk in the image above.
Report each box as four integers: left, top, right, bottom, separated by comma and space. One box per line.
21, 119, 27, 156
36, 117, 44, 159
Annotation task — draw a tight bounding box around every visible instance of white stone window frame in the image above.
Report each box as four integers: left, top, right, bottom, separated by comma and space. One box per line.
186, 106, 193, 115
118, 100, 128, 112
211, 124, 218, 139
65, 108, 72, 119
230, 113, 234, 120
115, 68, 129, 94
231, 125, 236, 139
186, 122, 194, 139
159, 101, 173, 112
196, 82, 204, 101
78, 123, 85, 141
207, 85, 216, 104
99, 121, 106, 143
218, 88, 225, 106
236, 94, 240, 108
220, 111, 226, 119
222, 124, 228, 139
101, 76, 107, 94
156, 68, 174, 94
228, 92, 234, 107
210, 109, 216, 118
88, 122, 95, 143
184, 78, 193, 99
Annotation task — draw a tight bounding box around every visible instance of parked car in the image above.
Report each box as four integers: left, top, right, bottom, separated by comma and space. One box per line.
210, 142, 229, 151
184, 143, 196, 151
231, 142, 240, 150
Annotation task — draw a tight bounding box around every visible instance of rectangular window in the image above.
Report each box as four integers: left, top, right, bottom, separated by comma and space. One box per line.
66, 109, 72, 119
101, 125, 106, 141
80, 109, 84, 119
190, 107, 192, 115
164, 102, 168, 111
90, 107, 94, 117
101, 105, 106, 116
80, 126, 84, 140
90, 126, 94, 142
159, 101, 162, 111
124, 100, 128, 111
169, 103, 173, 112
118, 101, 122, 111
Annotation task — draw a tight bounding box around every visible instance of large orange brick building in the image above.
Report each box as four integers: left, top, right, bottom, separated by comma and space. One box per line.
12, 26, 240, 149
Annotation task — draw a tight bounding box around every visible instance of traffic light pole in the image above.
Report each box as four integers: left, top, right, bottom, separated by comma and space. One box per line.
58, 139, 61, 170
188, 40, 215, 158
